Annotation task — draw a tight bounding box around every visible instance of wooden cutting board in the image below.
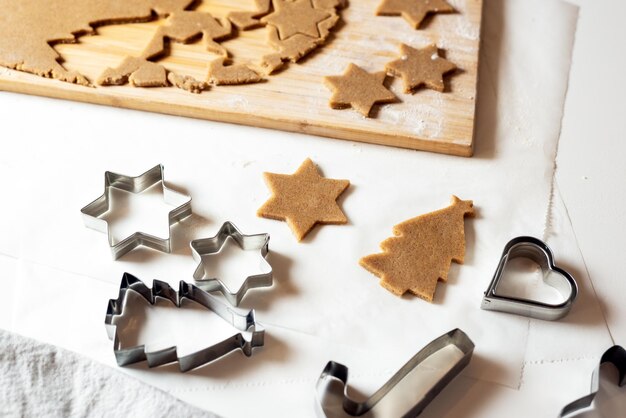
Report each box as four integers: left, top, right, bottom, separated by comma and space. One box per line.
0, 0, 482, 156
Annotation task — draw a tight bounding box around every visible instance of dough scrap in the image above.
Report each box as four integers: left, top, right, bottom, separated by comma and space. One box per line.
324, 63, 397, 117
0, 0, 193, 84
360, 196, 475, 301
257, 158, 350, 242
386, 44, 457, 93
98, 56, 168, 87
376, 0, 454, 29
207, 58, 264, 85
167, 72, 210, 93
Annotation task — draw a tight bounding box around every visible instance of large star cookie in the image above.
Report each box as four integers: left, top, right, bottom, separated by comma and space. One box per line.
386, 44, 457, 93
324, 64, 397, 117
257, 158, 350, 241
261, 0, 331, 39
376, 0, 454, 29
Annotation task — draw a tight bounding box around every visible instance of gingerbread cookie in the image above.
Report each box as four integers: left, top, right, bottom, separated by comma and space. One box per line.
360, 196, 475, 301
324, 64, 397, 117
257, 158, 350, 241
386, 44, 457, 93
376, 0, 454, 29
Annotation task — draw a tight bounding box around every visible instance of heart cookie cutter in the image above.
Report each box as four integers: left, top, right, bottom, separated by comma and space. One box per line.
315, 328, 474, 417
560, 345, 626, 417
481, 236, 578, 321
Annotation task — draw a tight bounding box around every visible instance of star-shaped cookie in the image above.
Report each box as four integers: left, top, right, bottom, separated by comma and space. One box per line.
376, 0, 454, 29
257, 158, 350, 241
324, 64, 397, 117
386, 44, 457, 93
261, 0, 331, 40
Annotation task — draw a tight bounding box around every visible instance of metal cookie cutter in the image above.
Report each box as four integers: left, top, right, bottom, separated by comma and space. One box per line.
560, 345, 626, 417
105, 272, 264, 372
481, 236, 578, 321
190, 221, 272, 306
315, 328, 474, 417
81, 164, 192, 260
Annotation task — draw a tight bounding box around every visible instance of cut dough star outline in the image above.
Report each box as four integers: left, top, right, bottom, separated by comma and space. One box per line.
386, 44, 457, 93
376, 0, 454, 29
324, 63, 397, 117
257, 158, 350, 241
261, 0, 331, 40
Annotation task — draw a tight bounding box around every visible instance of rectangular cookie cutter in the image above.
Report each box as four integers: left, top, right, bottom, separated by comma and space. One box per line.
105, 273, 264, 372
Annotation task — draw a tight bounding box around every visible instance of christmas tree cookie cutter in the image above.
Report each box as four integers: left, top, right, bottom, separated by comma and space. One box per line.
560, 345, 626, 417
315, 328, 474, 417
481, 236, 578, 321
190, 221, 272, 307
81, 164, 192, 260
105, 272, 265, 372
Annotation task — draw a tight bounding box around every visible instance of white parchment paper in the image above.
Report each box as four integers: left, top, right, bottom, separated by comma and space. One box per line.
0, 0, 591, 416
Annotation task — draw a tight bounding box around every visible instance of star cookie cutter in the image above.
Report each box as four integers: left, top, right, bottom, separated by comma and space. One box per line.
481, 236, 578, 321
105, 272, 265, 372
560, 345, 626, 417
315, 328, 474, 417
190, 221, 272, 306
81, 164, 192, 260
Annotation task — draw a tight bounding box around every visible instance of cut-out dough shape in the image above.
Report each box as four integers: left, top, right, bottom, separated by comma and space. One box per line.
232, 0, 345, 75
207, 58, 264, 85
257, 158, 350, 242
386, 44, 457, 93
98, 10, 233, 90
324, 63, 397, 117
0, 0, 194, 85
376, 0, 454, 29
360, 196, 475, 301
261, 0, 331, 40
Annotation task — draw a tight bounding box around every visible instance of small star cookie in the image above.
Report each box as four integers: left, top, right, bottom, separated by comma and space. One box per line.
257, 158, 350, 241
324, 64, 397, 117
376, 0, 454, 29
261, 0, 331, 40
386, 44, 457, 93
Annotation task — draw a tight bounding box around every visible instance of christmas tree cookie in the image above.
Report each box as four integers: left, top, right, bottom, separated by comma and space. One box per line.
360, 196, 474, 301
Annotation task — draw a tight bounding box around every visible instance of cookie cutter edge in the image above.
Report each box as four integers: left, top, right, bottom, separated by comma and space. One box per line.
481, 236, 578, 321
105, 272, 265, 372
190, 221, 272, 306
315, 328, 474, 417
81, 164, 192, 260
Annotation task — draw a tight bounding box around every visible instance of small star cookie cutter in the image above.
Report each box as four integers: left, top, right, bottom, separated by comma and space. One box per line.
481, 236, 578, 321
105, 272, 265, 372
81, 164, 192, 260
190, 221, 272, 306
560, 345, 626, 417
315, 328, 474, 417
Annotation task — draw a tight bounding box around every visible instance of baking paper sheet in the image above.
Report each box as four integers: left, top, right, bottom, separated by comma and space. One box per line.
0, 0, 595, 416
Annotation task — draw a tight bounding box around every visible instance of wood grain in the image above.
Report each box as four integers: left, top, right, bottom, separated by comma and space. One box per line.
0, 0, 482, 156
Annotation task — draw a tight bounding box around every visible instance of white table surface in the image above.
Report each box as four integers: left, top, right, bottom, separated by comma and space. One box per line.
1, 0, 625, 416
556, 0, 626, 347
